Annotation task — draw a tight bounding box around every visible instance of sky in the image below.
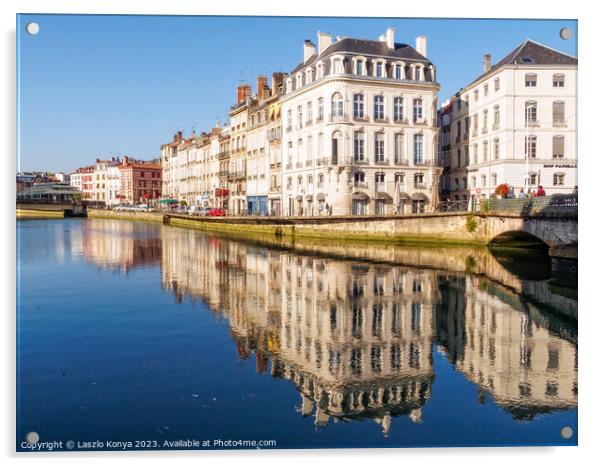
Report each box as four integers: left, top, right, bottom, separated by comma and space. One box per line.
17, 15, 577, 173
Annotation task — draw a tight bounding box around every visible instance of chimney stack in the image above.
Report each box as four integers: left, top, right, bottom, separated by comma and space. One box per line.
483, 53, 492, 72
303, 40, 316, 63
415, 35, 427, 58
271, 72, 286, 96
236, 83, 252, 105
384, 28, 395, 50
257, 75, 269, 101
317, 32, 332, 55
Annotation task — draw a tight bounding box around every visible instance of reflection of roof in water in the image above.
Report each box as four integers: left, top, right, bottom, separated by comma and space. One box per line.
272, 359, 434, 422
497, 400, 577, 421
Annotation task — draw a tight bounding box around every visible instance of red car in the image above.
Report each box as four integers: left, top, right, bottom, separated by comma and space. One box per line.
208, 208, 226, 217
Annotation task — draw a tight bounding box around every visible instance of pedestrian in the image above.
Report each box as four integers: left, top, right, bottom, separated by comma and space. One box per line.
536, 185, 546, 197
518, 188, 526, 199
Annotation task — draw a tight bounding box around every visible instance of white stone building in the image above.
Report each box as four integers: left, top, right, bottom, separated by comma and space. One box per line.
280, 29, 441, 216
446, 40, 577, 204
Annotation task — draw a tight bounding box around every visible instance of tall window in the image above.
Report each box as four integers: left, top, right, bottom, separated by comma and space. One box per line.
413, 98, 423, 122
286, 109, 292, 129
394, 64, 403, 79
525, 101, 537, 125
317, 97, 324, 121
553, 101, 565, 125
331, 92, 344, 117
472, 143, 478, 164
553, 74, 565, 88
306, 102, 313, 123
414, 173, 424, 187
307, 135, 313, 161
354, 171, 365, 187
374, 132, 385, 162
374, 95, 385, 120
394, 133, 404, 163
525, 73, 537, 87
353, 94, 365, 119
525, 135, 537, 158
493, 105, 500, 129
297, 105, 303, 128
393, 97, 404, 122
413, 134, 424, 164
375, 172, 385, 191
354, 131, 365, 162
483, 140, 488, 161
493, 138, 500, 160
494, 78, 500, 91
375, 61, 384, 77
553, 135, 565, 158
317, 133, 323, 157
482, 109, 488, 130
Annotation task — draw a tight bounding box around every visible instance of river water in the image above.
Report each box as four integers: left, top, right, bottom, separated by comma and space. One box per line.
16, 218, 578, 450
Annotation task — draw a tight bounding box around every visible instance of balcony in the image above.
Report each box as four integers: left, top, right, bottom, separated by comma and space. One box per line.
305, 120, 313, 126
285, 162, 293, 170
414, 159, 435, 167
295, 161, 303, 168
394, 117, 408, 124
482, 127, 488, 134
218, 151, 230, 160
268, 185, 281, 193
353, 182, 369, 189
492, 123, 499, 131
286, 126, 292, 133
553, 119, 567, 127
353, 114, 369, 122
316, 115, 324, 123
374, 116, 389, 124
329, 114, 349, 123
305, 160, 313, 167
525, 120, 540, 128
374, 158, 389, 165
217, 170, 229, 178
414, 117, 426, 125
394, 158, 409, 166
414, 183, 427, 189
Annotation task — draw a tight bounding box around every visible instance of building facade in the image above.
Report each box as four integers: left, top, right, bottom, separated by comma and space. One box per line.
280, 29, 440, 216
445, 40, 577, 205
118, 157, 162, 204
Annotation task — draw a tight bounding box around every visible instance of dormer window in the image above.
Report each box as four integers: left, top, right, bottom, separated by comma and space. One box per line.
296, 73, 303, 89
354, 58, 366, 75
305, 68, 313, 84
316, 62, 324, 79
414, 65, 424, 81
374, 60, 386, 78
394, 63, 405, 80
332, 57, 344, 74
286, 78, 293, 93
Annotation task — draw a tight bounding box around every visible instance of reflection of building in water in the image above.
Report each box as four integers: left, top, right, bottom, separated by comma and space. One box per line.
274, 256, 436, 433
436, 274, 577, 419
159, 229, 438, 433
80, 220, 162, 273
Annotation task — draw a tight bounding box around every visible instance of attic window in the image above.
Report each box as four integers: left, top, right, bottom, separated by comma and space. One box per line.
520, 57, 534, 63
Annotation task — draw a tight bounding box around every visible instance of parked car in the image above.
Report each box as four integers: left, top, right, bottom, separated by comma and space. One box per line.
208, 208, 226, 217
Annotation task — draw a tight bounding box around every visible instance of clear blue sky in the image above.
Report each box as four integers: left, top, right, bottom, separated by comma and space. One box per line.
17, 15, 577, 173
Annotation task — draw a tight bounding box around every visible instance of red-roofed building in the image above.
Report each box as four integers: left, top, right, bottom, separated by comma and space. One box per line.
118, 156, 162, 204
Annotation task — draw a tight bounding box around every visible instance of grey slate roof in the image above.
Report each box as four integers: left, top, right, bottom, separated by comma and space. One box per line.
467, 39, 577, 88
290, 37, 432, 75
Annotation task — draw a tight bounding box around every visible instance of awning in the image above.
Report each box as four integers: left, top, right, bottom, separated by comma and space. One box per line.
374, 192, 393, 202
305, 194, 313, 201
316, 193, 326, 201
411, 193, 429, 201
159, 198, 179, 204
352, 191, 370, 201
398, 192, 411, 201
295, 195, 303, 202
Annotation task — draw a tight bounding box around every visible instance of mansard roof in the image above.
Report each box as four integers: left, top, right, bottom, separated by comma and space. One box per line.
290, 37, 432, 75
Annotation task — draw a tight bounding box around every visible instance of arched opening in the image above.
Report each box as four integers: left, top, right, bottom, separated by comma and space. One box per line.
488, 231, 550, 280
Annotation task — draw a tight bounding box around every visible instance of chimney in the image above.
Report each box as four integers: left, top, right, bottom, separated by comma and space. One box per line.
303, 40, 316, 63
177, 131, 183, 143
483, 53, 492, 72
415, 35, 427, 57
257, 75, 269, 101
317, 32, 332, 55
385, 27, 395, 50
123, 156, 129, 165
236, 83, 252, 105
271, 72, 286, 96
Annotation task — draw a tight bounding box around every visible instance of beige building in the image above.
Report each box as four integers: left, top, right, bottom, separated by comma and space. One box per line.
281, 29, 441, 216
445, 40, 577, 204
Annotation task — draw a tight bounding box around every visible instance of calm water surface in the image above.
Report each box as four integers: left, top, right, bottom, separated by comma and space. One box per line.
16, 218, 577, 450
